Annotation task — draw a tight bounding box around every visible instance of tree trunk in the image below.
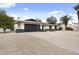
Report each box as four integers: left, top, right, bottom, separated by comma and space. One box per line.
65, 25, 67, 30
42, 25, 44, 31
55, 25, 57, 30
49, 26, 52, 30
77, 11, 79, 22
3, 28, 6, 33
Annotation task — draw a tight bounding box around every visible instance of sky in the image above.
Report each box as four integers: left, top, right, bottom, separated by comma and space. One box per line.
0, 3, 78, 23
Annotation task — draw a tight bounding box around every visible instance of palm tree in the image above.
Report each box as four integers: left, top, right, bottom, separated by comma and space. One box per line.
60, 15, 72, 30
47, 16, 57, 30
74, 4, 79, 22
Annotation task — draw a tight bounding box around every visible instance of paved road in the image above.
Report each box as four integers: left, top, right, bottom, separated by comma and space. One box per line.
29, 31, 79, 53
0, 31, 79, 54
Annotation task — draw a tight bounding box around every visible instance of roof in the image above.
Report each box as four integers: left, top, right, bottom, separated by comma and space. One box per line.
15, 20, 56, 26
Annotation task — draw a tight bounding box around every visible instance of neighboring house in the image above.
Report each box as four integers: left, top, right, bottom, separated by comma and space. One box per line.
58, 22, 79, 31
72, 22, 79, 31
14, 19, 56, 33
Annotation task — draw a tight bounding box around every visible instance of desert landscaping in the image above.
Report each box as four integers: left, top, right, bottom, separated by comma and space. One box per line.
0, 31, 79, 55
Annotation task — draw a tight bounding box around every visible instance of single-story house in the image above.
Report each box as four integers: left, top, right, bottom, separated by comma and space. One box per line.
14, 19, 56, 33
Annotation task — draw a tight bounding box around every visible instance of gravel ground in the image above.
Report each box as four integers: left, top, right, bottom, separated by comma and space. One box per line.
0, 31, 79, 55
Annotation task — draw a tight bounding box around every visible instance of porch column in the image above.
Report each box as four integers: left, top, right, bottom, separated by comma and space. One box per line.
49, 25, 52, 30
55, 25, 57, 30
42, 25, 45, 32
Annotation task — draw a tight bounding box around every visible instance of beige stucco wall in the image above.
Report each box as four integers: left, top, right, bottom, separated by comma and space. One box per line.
14, 23, 24, 31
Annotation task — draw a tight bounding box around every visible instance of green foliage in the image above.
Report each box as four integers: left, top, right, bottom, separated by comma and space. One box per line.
0, 9, 15, 32
74, 4, 79, 10
47, 16, 57, 24
47, 16, 57, 30
60, 15, 72, 26
60, 15, 72, 30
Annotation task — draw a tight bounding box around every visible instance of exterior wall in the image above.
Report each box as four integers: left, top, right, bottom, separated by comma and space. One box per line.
14, 22, 55, 32
14, 23, 25, 32
40, 25, 54, 30
18, 23, 24, 29
14, 24, 18, 31
14, 23, 24, 31
43, 26, 49, 29
71, 23, 79, 31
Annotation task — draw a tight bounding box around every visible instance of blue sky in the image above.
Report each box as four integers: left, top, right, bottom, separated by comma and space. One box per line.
0, 3, 78, 23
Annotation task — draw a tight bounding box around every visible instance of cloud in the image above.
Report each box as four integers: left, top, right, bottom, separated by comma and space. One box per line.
48, 10, 66, 23
48, 10, 66, 18
48, 10, 64, 15
48, 10, 78, 23
23, 8, 29, 11
0, 3, 16, 8
9, 14, 36, 20
9, 14, 20, 20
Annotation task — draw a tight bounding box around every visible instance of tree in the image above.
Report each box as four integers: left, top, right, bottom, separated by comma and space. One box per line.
60, 15, 72, 30
35, 18, 42, 22
47, 16, 57, 30
0, 9, 15, 33
47, 16, 57, 24
74, 4, 79, 22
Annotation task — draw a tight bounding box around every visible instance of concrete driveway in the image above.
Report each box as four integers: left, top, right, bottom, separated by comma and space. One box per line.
29, 31, 79, 53
0, 31, 79, 54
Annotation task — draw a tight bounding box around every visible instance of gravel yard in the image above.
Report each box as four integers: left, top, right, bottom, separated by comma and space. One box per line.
0, 31, 79, 55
